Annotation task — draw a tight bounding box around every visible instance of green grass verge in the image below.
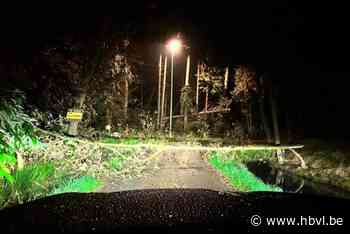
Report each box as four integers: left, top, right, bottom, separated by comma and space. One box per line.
213, 150, 275, 163
0, 162, 55, 207
1, 165, 102, 209
209, 152, 282, 192
101, 137, 141, 145
50, 176, 101, 195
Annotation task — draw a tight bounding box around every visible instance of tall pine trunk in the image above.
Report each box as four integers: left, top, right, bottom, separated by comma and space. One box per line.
257, 74, 273, 143
285, 111, 293, 144
68, 89, 86, 136
205, 88, 208, 112
124, 77, 128, 121
267, 78, 280, 145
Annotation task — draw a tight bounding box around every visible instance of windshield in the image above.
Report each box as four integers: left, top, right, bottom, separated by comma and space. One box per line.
1, 2, 350, 232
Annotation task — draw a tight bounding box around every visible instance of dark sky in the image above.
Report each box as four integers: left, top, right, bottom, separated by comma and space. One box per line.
132, 1, 350, 70
2, 1, 349, 71
2, 1, 350, 137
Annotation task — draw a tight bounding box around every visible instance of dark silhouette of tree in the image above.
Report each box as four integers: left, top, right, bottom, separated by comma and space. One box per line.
232, 65, 257, 137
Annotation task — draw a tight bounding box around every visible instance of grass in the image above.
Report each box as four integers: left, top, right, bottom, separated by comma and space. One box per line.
102, 137, 140, 145
108, 157, 124, 171
0, 161, 102, 209
209, 152, 282, 192
50, 176, 101, 195
214, 149, 275, 163
100, 136, 225, 146
0, 162, 55, 208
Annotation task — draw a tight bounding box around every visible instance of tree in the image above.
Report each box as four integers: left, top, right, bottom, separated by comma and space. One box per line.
256, 73, 273, 143
265, 75, 281, 145
198, 63, 225, 112
30, 20, 137, 134
232, 65, 257, 136
180, 85, 193, 129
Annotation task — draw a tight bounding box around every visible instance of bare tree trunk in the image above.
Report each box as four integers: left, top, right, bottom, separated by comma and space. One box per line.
268, 80, 280, 145
224, 67, 229, 90
157, 54, 162, 128
68, 90, 86, 136
196, 63, 200, 113
285, 111, 293, 144
257, 75, 273, 143
76, 92, 87, 109
204, 88, 209, 122
140, 80, 144, 109
205, 88, 208, 112
248, 102, 253, 136
106, 103, 112, 128
124, 77, 128, 120
184, 105, 188, 130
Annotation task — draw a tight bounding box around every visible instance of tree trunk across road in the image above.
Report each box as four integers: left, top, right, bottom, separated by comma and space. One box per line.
98, 149, 233, 193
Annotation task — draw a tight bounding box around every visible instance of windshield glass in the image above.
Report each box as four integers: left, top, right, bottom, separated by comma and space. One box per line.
1, 2, 350, 216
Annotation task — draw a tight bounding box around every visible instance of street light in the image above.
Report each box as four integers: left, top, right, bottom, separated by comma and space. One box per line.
166, 37, 182, 137
167, 38, 182, 55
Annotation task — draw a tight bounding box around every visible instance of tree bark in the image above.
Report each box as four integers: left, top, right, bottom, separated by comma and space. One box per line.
224, 67, 229, 90
268, 78, 280, 145
140, 80, 144, 109
205, 88, 208, 112
204, 88, 209, 122
196, 63, 200, 113
184, 105, 188, 131
184, 55, 190, 131
76, 91, 87, 109
285, 111, 293, 144
157, 54, 162, 128
257, 74, 273, 143
68, 90, 86, 136
106, 103, 112, 129
124, 77, 128, 121
247, 102, 253, 136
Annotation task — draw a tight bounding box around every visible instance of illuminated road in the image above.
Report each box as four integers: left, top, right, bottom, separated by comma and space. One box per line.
99, 149, 233, 192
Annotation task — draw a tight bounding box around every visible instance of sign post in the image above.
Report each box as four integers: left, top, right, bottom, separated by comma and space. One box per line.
66, 109, 83, 136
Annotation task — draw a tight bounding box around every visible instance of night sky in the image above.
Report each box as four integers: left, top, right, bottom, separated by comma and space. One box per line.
1, 1, 350, 138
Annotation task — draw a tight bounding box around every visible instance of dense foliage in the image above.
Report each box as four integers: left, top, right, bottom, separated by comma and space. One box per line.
0, 89, 37, 183
0, 162, 55, 207
32, 37, 137, 131
232, 65, 257, 103
198, 63, 225, 97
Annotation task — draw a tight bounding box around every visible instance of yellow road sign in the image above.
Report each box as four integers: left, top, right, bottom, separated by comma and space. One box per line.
66, 111, 83, 120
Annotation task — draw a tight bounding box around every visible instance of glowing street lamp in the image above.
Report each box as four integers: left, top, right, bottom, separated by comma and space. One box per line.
166, 37, 182, 137
167, 38, 182, 56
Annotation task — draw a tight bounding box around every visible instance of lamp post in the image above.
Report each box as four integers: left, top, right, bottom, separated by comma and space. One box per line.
157, 54, 162, 129
166, 38, 182, 137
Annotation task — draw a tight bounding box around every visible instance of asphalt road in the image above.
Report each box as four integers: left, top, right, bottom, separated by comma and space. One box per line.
98, 149, 233, 193
2, 189, 349, 233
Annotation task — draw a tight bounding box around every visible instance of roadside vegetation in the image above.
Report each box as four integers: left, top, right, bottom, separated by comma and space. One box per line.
50, 176, 101, 196
208, 151, 281, 192
278, 139, 350, 191
0, 91, 157, 209
2, 89, 349, 210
